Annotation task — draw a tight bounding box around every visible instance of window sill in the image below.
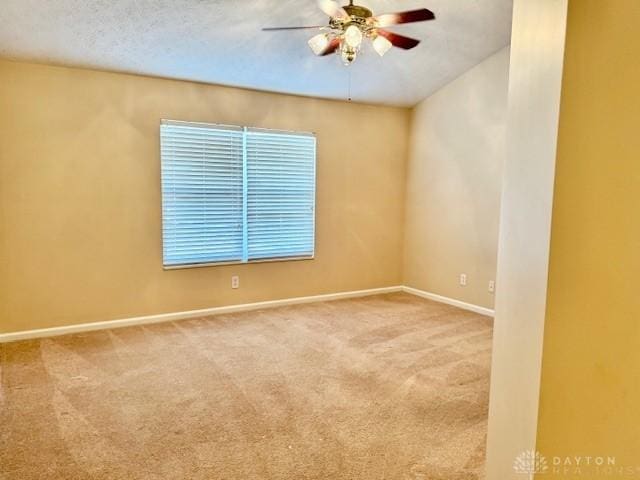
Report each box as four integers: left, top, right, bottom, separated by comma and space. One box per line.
163, 255, 314, 270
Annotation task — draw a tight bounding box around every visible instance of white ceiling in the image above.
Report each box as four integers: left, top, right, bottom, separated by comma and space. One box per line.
0, 0, 512, 107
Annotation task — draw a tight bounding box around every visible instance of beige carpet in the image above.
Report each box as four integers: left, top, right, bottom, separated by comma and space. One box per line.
0, 292, 493, 480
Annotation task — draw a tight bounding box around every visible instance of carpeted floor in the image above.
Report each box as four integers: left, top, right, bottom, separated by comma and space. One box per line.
0, 292, 493, 480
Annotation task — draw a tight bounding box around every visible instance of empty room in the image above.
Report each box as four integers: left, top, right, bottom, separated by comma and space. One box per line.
2, 1, 639, 479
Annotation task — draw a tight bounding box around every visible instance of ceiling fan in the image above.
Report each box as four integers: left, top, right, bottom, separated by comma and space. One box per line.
262, 0, 435, 65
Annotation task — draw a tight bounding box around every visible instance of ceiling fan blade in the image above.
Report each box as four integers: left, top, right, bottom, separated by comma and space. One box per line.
262, 26, 325, 31
373, 9, 435, 27
376, 30, 421, 50
318, 0, 348, 19
318, 37, 341, 56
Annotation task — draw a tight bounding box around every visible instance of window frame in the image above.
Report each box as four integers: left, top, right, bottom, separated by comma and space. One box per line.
160, 119, 317, 270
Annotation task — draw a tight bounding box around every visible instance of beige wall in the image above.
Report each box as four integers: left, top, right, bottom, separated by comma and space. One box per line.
485, 1, 568, 478
0, 60, 409, 333
536, 0, 640, 474
403, 47, 509, 309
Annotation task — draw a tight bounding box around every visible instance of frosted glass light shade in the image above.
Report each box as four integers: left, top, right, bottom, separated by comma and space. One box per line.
308, 33, 330, 55
344, 25, 363, 48
373, 35, 393, 57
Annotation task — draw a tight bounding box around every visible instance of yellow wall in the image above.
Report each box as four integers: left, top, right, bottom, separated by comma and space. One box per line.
536, 0, 640, 474
404, 47, 509, 309
0, 60, 409, 333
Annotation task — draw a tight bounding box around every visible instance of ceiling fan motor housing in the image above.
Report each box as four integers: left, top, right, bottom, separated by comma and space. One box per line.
343, 4, 373, 19
330, 3, 373, 31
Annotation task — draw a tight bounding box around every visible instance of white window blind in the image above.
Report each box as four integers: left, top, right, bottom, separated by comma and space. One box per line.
246, 128, 316, 261
161, 121, 244, 266
160, 120, 316, 268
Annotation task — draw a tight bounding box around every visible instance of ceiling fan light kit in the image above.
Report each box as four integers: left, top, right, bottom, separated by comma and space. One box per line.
264, 0, 435, 66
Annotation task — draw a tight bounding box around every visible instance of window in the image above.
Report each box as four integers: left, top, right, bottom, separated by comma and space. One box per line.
160, 120, 316, 268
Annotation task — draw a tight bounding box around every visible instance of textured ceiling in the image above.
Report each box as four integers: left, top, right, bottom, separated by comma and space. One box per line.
0, 0, 512, 106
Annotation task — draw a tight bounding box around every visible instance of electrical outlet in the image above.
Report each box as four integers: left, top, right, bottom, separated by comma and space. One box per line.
488, 280, 495, 294
231, 275, 239, 289
459, 273, 467, 286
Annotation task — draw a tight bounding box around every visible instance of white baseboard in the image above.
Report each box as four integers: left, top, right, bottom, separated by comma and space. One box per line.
0, 284, 493, 344
0, 286, 403, 343
402, 286, 495, 317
